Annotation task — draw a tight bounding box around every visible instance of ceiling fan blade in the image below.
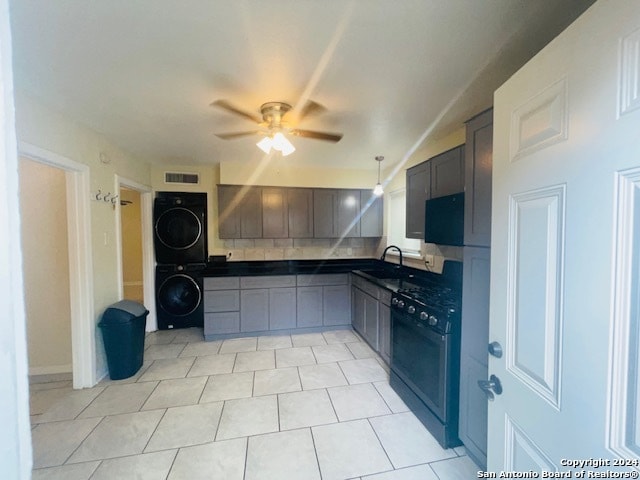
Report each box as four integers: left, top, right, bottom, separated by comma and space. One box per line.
297, 100, 327, 121
210, 100, 261, 124
291, 129, 343, 142
214, 130, 260, 140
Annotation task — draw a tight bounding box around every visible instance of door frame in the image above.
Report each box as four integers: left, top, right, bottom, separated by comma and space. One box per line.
114, 175, 156, 331
18, 141, 96, 389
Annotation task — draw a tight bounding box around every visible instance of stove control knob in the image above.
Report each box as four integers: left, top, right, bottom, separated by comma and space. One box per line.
407, 305, 416, 314
428, 315, 438, 326
419, 312, 429, 321
397, 300, 405, 309
391, 298, 399, 306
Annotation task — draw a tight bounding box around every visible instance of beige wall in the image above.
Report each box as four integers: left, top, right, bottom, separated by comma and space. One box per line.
15, 90, 152, 380
120, 188, 143, 303
19, 157, 73, 375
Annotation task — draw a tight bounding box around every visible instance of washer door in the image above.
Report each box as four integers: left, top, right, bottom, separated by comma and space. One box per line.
157, 274, 201, 316
155, 207, 202, 250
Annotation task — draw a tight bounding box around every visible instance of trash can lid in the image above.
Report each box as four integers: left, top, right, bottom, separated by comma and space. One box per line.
100, 300, 149, 325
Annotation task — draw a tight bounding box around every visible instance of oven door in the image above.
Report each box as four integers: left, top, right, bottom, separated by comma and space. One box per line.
391, 310, 450, 421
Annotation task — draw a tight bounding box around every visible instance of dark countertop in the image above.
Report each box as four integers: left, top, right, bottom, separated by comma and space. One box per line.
201, 257, 462, 292
201, 258, 381, 277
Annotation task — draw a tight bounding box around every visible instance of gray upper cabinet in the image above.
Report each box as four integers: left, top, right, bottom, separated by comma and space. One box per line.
431, 146, 465, 199
287, 188, 314, 238
464, 109, 493, 247
219, 185, 380, 239
405, 145, 464, 240
313, 189, 361, 238
262, 187, 288, 238
218, 185, 263, 239
406, 162, 430, 239
360, 190, 383, 237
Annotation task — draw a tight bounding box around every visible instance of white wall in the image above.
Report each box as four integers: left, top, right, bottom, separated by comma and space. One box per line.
14, 90, 153, 382
0, 0, 32, 474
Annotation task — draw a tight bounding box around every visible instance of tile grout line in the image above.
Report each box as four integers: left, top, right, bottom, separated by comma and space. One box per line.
308, 426, 325, 480
60, 415, 106, 466
365, 416, 397, 474
141, 407, 169, 454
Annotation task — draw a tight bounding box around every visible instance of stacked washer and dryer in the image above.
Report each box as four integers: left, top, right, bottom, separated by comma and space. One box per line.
153, 192, 207, 330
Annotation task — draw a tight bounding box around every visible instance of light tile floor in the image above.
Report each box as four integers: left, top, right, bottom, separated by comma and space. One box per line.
30, 327, 479, 479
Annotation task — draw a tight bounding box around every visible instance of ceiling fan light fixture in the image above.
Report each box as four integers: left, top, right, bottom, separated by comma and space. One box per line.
256, 136, 273, 154
273, 132, 296, 156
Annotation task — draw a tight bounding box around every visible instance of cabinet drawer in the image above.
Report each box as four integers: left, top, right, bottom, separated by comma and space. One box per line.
204, 290, 239, 312
240, 275, 296, 289
353, 278, 379, 299
205, 312, 240, 335
297, 273, 349, 286
204, 276, 240, 290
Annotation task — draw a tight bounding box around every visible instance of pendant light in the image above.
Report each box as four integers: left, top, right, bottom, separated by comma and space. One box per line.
373, 155, 384, 196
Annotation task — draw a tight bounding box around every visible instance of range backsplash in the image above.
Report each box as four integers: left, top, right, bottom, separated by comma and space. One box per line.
213, 237, 383, 261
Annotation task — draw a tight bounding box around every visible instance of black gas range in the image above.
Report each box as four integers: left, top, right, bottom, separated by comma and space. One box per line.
389, 261, 463, 449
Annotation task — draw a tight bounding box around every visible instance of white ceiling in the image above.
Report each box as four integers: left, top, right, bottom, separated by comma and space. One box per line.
8, 0, 595, 170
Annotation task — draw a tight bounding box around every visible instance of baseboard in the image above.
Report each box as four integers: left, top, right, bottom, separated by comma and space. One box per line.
29, 363, 72, 376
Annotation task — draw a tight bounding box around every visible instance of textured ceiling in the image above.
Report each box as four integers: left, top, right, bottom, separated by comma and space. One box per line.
9, 0, 595, 170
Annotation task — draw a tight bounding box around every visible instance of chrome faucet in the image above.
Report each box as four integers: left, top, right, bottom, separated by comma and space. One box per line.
381, 245, 403, 268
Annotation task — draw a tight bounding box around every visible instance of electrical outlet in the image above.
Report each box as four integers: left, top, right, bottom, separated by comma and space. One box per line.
424, 254, 435, 267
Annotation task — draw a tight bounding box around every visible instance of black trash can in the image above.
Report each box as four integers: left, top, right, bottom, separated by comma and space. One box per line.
99, 300, 149, 380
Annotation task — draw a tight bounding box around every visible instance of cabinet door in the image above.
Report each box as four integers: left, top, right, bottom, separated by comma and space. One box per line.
464, 109, 493, 247
430, 145, 465, 198
323, 285, 351, 326
269, 287, 296, 330
352, 287, 366, 336
262, 187, 288, 238
363, 292, 379, 350
217, 185, 241, 239
405, 161, 430, 239
240, 187, 263, 238
287, 188, 314, 238
378, 303, 391, 364
336, 189, 360, 238
240, 288, 269, 332
360, 189, 383, 237
205, 312, 240, 335
296, 286, 323, 327
313, 189, 336, 238
459, 246, 491, 467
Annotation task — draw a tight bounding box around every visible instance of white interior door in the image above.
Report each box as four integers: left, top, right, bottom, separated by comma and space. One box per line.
488, 0, 640, 472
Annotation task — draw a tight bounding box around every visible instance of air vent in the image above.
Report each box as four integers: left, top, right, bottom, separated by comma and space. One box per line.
164, 172, 199, 185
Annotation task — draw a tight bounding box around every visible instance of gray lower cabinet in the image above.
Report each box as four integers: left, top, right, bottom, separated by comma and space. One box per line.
323, 285, 351, 326
378, 290, 391, 364
352, 274, 391, 364
205, 273, 350, 337
296, 286, 323, 327
297, 274, 351, 328
459, 246, 491, 468
269, 287, 297, 330
203, 277, 240, 335
240, 289, 269, 332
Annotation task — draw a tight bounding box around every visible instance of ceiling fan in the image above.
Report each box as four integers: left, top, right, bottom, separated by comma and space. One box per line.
211, 100, 343, 156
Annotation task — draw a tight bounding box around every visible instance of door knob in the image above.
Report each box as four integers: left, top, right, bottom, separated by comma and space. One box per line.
478, 374, 503, 401
488, 341, 503, 358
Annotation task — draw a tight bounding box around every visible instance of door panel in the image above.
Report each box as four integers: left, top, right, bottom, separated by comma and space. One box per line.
489, 0, 640, 470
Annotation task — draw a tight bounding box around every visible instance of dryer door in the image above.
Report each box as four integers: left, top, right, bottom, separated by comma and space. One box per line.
157, 273, 202, 316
